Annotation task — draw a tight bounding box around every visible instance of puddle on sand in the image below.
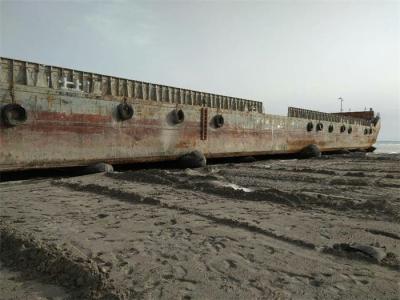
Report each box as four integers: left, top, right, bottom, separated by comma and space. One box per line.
210, 180, 255, 192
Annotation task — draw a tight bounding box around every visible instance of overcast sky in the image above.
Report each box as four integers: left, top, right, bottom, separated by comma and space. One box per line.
1, 0, 399, 140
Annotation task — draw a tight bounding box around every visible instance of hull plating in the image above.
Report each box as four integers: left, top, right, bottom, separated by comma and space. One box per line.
0, 58, 380, 171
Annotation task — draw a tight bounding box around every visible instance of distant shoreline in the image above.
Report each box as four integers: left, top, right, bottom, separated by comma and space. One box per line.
373, 141, 400, 154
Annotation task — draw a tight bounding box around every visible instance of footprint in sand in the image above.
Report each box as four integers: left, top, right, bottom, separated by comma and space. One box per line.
209, 241, 225, 252
349, 274, 370, 286
87, 231, 107, 241
237, 251, 256, 263
224, 259, 237, 269
162, 274, 174, 280
263, 245, 275, 254
172, 265, 188, 278
205, 237, 227, 252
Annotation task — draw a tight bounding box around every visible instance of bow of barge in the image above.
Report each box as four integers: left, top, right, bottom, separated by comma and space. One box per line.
0, 57, 381, 171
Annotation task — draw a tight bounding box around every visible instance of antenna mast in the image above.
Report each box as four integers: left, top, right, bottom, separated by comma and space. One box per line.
338, 97, 344, 112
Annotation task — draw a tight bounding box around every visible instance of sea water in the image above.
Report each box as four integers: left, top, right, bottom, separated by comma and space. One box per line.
374, 141, 400, 154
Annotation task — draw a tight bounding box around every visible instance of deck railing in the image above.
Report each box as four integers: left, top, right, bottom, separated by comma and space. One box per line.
0, 57, 263, 113
288, 107, 371, 126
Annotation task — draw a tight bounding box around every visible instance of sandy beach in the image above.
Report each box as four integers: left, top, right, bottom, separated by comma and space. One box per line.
1, 153, 399, 299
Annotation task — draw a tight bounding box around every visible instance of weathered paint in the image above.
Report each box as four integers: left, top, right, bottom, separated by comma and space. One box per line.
0, 57, 380, 171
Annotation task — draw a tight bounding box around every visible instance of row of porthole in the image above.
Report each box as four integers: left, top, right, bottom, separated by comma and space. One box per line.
307, 122, 372, 135
1, 103, 226, 129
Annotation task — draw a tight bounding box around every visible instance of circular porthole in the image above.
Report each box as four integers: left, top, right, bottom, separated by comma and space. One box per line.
348, 127, 352, 134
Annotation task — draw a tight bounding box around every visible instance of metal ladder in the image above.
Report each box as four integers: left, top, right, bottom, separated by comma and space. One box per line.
200, 107, 208, 140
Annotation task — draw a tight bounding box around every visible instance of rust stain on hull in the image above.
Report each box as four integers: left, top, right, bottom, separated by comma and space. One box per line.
0, 57, 381, 171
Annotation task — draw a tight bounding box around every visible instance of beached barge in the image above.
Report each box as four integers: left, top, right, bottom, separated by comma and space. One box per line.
0, 57, 380, 171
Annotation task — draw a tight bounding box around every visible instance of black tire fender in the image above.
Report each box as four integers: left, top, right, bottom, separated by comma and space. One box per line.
213, 114, 224, 128
117, 103, 134, 121
307, 122, 314, 132
178, 150, 206, 168
299, 144, 321, 158
1, 103, 27, 126
348, 127, 353, 134
328, 124, 334, 133
171, 109, 185, 124
316, 122, 323, 131
340, 125, 346, 133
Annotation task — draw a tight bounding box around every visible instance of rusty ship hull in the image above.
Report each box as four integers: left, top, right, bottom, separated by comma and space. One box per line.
0, 58, 380, 172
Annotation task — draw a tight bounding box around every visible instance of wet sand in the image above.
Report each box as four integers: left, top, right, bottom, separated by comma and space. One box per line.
1, 153, 399, 299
